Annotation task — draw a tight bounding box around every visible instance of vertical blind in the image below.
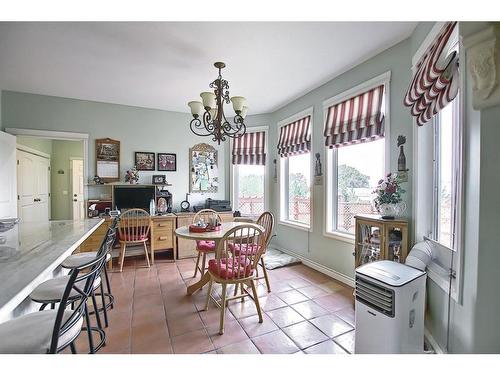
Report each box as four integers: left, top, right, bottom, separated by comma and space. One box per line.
277, 115, 311, 157
231, 131, 266, 165
404, 22, 459, 126
323, 85, 385, 148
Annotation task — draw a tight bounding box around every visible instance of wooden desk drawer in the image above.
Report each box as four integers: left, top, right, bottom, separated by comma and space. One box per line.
152, 233, 173, 249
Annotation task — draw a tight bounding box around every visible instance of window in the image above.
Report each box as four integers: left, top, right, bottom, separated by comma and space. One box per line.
433, 95, 460, 250
278, 110, 312, 229
281, 152, 311, 226
327, 139, 385, 235
231, 127, 268, 216
233, 163, 266, 216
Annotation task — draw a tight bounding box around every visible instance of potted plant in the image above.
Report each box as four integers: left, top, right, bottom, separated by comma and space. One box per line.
125, 166, 139, 184
373, 173, 406, 219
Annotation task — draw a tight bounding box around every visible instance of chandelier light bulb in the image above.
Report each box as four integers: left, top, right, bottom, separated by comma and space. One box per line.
188, 101, 203, 118
200, 92, 216, 110
231, 96, 246, 113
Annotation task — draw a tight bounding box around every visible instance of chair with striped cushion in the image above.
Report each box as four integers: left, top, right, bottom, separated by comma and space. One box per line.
118, 208, 151, 272
192, 209, 222, 278
204, 223, 266, 334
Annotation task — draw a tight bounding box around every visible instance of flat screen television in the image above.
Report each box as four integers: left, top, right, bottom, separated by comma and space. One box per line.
113, 186, 155, 212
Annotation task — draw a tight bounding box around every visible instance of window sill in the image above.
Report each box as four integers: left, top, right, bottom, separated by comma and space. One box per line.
323, 230, 355, 244
279, 219, 312, 232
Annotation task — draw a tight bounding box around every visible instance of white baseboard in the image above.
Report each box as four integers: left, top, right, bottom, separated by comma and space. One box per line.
272, 245, 355, 288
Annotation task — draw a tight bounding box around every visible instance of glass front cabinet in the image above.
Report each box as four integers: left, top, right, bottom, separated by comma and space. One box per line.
354, 214, 409, 268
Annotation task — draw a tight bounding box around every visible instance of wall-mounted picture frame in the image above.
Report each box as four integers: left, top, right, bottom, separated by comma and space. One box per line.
135, 152, 155, 171
95, 138, 120, 182
158, 153, 177, 171
190, 143, 218, 193
152, 174, 166, 185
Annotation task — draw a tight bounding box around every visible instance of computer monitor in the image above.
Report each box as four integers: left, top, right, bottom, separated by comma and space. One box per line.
113, 186, 155, 212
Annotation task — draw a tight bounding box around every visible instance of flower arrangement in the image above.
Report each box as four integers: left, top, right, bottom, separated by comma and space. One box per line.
373, 173, 405, 209
125, 166, 139, 184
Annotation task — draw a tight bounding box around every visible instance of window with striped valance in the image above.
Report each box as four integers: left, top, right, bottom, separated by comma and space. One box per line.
231, 131, 266, 165
404, 21, 459, 126
323, 85, 385, 148
277, 115, 311, 157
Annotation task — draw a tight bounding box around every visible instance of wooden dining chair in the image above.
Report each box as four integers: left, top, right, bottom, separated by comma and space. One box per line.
118, 209, 151, 272
204, 223, 266, 334
192, 209, 222, 278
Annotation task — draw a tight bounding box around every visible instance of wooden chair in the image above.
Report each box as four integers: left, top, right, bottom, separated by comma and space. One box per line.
118, 209, 151, 272
204, 223, 266, 334
193, 209, 222, 278
230, 212, 275, 292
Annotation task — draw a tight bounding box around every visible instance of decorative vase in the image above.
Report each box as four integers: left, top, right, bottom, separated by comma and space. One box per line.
398, 145, 406, 171
378, 202, 406, 219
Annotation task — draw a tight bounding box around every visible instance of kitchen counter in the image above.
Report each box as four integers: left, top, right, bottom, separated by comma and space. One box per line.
0, 218, 104, 322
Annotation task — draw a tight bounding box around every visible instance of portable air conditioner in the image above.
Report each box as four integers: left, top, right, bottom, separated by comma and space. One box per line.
354, 260, 426, 354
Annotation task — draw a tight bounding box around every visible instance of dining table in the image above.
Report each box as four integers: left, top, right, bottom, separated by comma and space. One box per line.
174, 221, 264, 295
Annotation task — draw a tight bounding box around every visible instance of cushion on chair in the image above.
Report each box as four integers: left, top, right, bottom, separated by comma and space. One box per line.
30, 275, 101, 303
228, 243, 262, 256
0, 309, 83, 354
119, 233, 148, 242
208, 257, 254, 279
196, 240, 216, 252
62, 252, 111, 268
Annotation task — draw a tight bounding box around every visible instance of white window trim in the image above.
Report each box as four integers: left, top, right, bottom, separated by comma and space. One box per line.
229, 125, 269, 218
412, 27, 465, 303
322, 71, 391, 242
277, 107, 314, 232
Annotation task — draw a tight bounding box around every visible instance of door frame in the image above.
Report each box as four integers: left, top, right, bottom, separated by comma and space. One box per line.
6, 128, 89, 205
70, 157, 85, 220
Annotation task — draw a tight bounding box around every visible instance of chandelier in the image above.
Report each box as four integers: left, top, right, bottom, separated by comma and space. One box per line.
188, 62, 247, 145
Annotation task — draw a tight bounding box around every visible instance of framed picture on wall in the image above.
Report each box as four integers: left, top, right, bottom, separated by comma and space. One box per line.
157, 153, 177, 171
135, 152, 155, 171
95, 138, 120, 182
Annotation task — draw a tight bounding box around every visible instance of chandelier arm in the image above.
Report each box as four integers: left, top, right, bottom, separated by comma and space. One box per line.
190, 117, 212, 137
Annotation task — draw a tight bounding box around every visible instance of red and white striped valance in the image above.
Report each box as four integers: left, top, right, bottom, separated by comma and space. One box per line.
232, 131, 266, 165
277, 115, 311, 157
404, 22, 459, 126
323, 85, 385, 148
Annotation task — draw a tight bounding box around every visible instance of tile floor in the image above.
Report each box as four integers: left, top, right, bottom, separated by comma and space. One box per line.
72, 253, 355, 354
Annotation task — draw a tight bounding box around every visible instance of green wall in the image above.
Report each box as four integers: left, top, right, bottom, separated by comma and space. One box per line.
16, 136, 53, 155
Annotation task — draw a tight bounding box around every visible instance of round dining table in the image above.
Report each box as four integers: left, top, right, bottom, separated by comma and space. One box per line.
175, 221, 264, 295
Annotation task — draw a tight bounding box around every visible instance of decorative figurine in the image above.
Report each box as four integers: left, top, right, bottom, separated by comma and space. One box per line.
93, 175, 104, 184
397, 135, 408, 172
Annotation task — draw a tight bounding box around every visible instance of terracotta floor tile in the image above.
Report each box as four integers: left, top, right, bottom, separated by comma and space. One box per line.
206, 320, 248, 349
313, 292, 354, 312
267, 280, 294, 294
282, 321, 329, 349
309, 314, 354, 338
334, 307, 355, 326
228, 300, 259, 320
238, 312, 279, 338
286, 277, 312, 289
131, 322, 171, 353
199, 304, 236, 326
267, 306, 305, 328
333, 330, 355, 354
258, 295, 287, 311
171, 328, 214, 354
297, 285, 331, 299
217, 339, 260, 354
304, 340, 348, 354
277, 289, 309, 305
291, 300, 329, 320
317, 280, 347, 293
252, 330, 300, 354
167, 312, 205, 337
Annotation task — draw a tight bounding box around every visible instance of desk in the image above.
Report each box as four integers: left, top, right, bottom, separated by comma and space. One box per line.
175, 222, 264, 295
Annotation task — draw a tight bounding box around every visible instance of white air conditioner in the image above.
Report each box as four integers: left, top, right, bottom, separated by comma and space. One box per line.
354, 260, 426, 354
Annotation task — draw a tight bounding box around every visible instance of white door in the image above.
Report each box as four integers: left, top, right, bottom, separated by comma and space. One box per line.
17, 150, 50, 223
71, 159, 85, 220
0, 131, 17, 219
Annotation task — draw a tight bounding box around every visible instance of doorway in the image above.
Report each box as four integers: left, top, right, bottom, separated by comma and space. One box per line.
71, 158, 85, 220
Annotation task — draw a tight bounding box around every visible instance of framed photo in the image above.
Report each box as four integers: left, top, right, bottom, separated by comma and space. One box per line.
95, 138, 120, 182
152, 175, 166, 185
135, 152, 155, 171
157, 153, 177, 171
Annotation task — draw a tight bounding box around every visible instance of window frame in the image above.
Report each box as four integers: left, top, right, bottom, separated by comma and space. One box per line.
230, 125, 269, 218
323, 71, 391, 243
412, 23, 465, 303
277, 107, 314, 232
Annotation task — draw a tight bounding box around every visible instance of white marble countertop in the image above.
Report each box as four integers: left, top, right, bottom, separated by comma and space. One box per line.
0, 218, 103, 321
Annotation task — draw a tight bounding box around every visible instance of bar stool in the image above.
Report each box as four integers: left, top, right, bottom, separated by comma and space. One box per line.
28, 226, 116, 353
61, 217, 119, 327
0, 247, 107, 353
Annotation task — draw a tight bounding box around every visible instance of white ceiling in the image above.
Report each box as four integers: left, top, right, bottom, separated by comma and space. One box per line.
0, 22, 417, 115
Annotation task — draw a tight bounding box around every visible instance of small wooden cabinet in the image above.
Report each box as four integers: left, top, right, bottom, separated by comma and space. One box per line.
354, 214, 408, 268
175, 211, 234, 259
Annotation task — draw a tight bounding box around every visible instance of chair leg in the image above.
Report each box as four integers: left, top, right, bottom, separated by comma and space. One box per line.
84, 305, 95, 354
261, 257, 271, 293
119, 243, 126, 273
201, 253, 207, 276
204, 278, 214, 311
143, 242, 151, 268
233, 282, 239, 297
70, 342, 77, 354
240, 282, 245, 303
248, 280, 263, 323
91, 292, 103, 332
194, 251, 201, 277
103, 266, 113, 309
219, 283, 227, 335
99, 282, 109, 328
